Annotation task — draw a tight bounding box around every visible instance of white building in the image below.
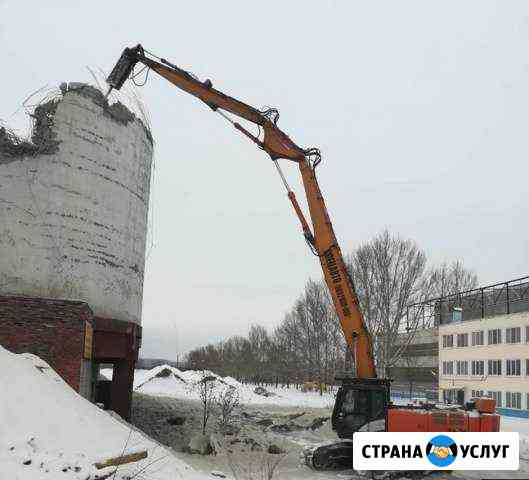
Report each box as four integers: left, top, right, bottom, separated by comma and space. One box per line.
437, 278, 529, 418
389, 327, 438, 396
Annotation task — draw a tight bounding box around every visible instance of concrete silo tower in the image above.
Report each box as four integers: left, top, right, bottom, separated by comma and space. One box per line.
0, 84, 153, 418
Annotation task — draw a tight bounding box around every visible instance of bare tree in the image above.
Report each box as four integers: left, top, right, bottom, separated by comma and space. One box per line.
227, 449, 287, 480
215, 386, 240, 434
196, 373, 218, 435
401, 343, 421, 401
425, 260, 478, 298
185, 231, 477, 388
347, 229, 428, 377
248, 325, 271, 382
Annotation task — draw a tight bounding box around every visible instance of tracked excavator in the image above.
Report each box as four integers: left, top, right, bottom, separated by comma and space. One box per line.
106, 45, 500, 471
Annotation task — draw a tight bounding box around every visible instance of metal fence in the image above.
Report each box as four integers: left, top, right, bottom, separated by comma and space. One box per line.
407, 276, 529, 327
391, 386, 439, 402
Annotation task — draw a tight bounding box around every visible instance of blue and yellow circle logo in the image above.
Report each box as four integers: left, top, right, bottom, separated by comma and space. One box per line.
426, 435, 458, 467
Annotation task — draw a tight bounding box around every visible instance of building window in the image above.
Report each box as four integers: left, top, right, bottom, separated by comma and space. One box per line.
506, 327, 521, 344
442, 361, 454, 375
487, 359, 502, 376
443, 389, 463, 405
442, 334, 453, 348
526, 359, 529, 376
457, 333, 468, 347
452, 307, 463, 322
487, 391, 502, 408
471, 330, 484, 346
506, 392, 522, 409
506, 359, 521, 376
456, 360, 468, 375
526, 325, 529, 343
471, 390, 484, 398
527, 393, 529, 410
488, 329, 502, 345
471, 360, 484, 376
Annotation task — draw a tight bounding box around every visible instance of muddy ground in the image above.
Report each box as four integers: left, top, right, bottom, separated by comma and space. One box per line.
131, 391, 341, 479
130, 392, 454, 480
130, 392, 528, 480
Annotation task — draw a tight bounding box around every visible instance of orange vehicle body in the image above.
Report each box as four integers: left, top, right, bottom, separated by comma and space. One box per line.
388, 408, 500, 432
474, 397, 497, 414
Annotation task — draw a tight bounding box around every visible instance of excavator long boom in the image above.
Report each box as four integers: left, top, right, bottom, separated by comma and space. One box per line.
106, 44, 376, 379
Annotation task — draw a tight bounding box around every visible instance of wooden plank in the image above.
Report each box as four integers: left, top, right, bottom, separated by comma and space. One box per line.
83, 322, 93, 360
94, 450, 148, 470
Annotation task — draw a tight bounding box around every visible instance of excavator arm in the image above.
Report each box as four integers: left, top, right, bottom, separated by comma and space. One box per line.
106, 45, 304, 161
105, 45, 501, 473
106, 44, 376, 379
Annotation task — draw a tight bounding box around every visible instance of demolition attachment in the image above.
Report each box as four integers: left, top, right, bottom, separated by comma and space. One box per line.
105, 45, 142, 97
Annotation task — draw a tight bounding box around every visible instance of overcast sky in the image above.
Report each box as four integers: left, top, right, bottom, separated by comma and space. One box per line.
2, 1, 528, 359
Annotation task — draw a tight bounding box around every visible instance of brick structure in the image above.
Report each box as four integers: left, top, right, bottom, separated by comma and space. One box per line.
0, 295, 141, 419
92, 316, 142, 419
0, 296, 91, 391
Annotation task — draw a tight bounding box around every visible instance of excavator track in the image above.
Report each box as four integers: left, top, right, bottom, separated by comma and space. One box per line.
302, 441, 436, 480
302, 440, 355, 470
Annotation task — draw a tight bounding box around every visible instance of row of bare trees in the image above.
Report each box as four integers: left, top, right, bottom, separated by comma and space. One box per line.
185, 230, 477, 384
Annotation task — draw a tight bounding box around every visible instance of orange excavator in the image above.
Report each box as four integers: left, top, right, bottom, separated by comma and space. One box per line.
106, 45, 500, 470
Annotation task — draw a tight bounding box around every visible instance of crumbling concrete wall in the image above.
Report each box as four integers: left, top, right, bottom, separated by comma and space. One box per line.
0, 83, 153, 325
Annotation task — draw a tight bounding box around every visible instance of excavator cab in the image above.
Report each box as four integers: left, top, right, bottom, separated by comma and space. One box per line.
332, 377, 390, 439
306, 377, 391, 470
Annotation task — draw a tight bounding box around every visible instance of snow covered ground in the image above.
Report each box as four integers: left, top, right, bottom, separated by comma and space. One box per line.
8, 355, 524, 480
0, 347, 208, 480
107, 366, 529, 478
130, 390, 529, 480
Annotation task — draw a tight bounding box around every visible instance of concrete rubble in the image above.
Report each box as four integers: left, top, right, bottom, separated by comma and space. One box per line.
0, 82, 152, 162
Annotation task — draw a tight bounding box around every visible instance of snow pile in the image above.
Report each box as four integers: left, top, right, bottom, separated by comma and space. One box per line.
136, 367, 242, 403
129, 366, 336, 408
134, 365, 186, 389
178, 369, 221, 384
222, 376, 244, 389
0, 346, 206, 480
